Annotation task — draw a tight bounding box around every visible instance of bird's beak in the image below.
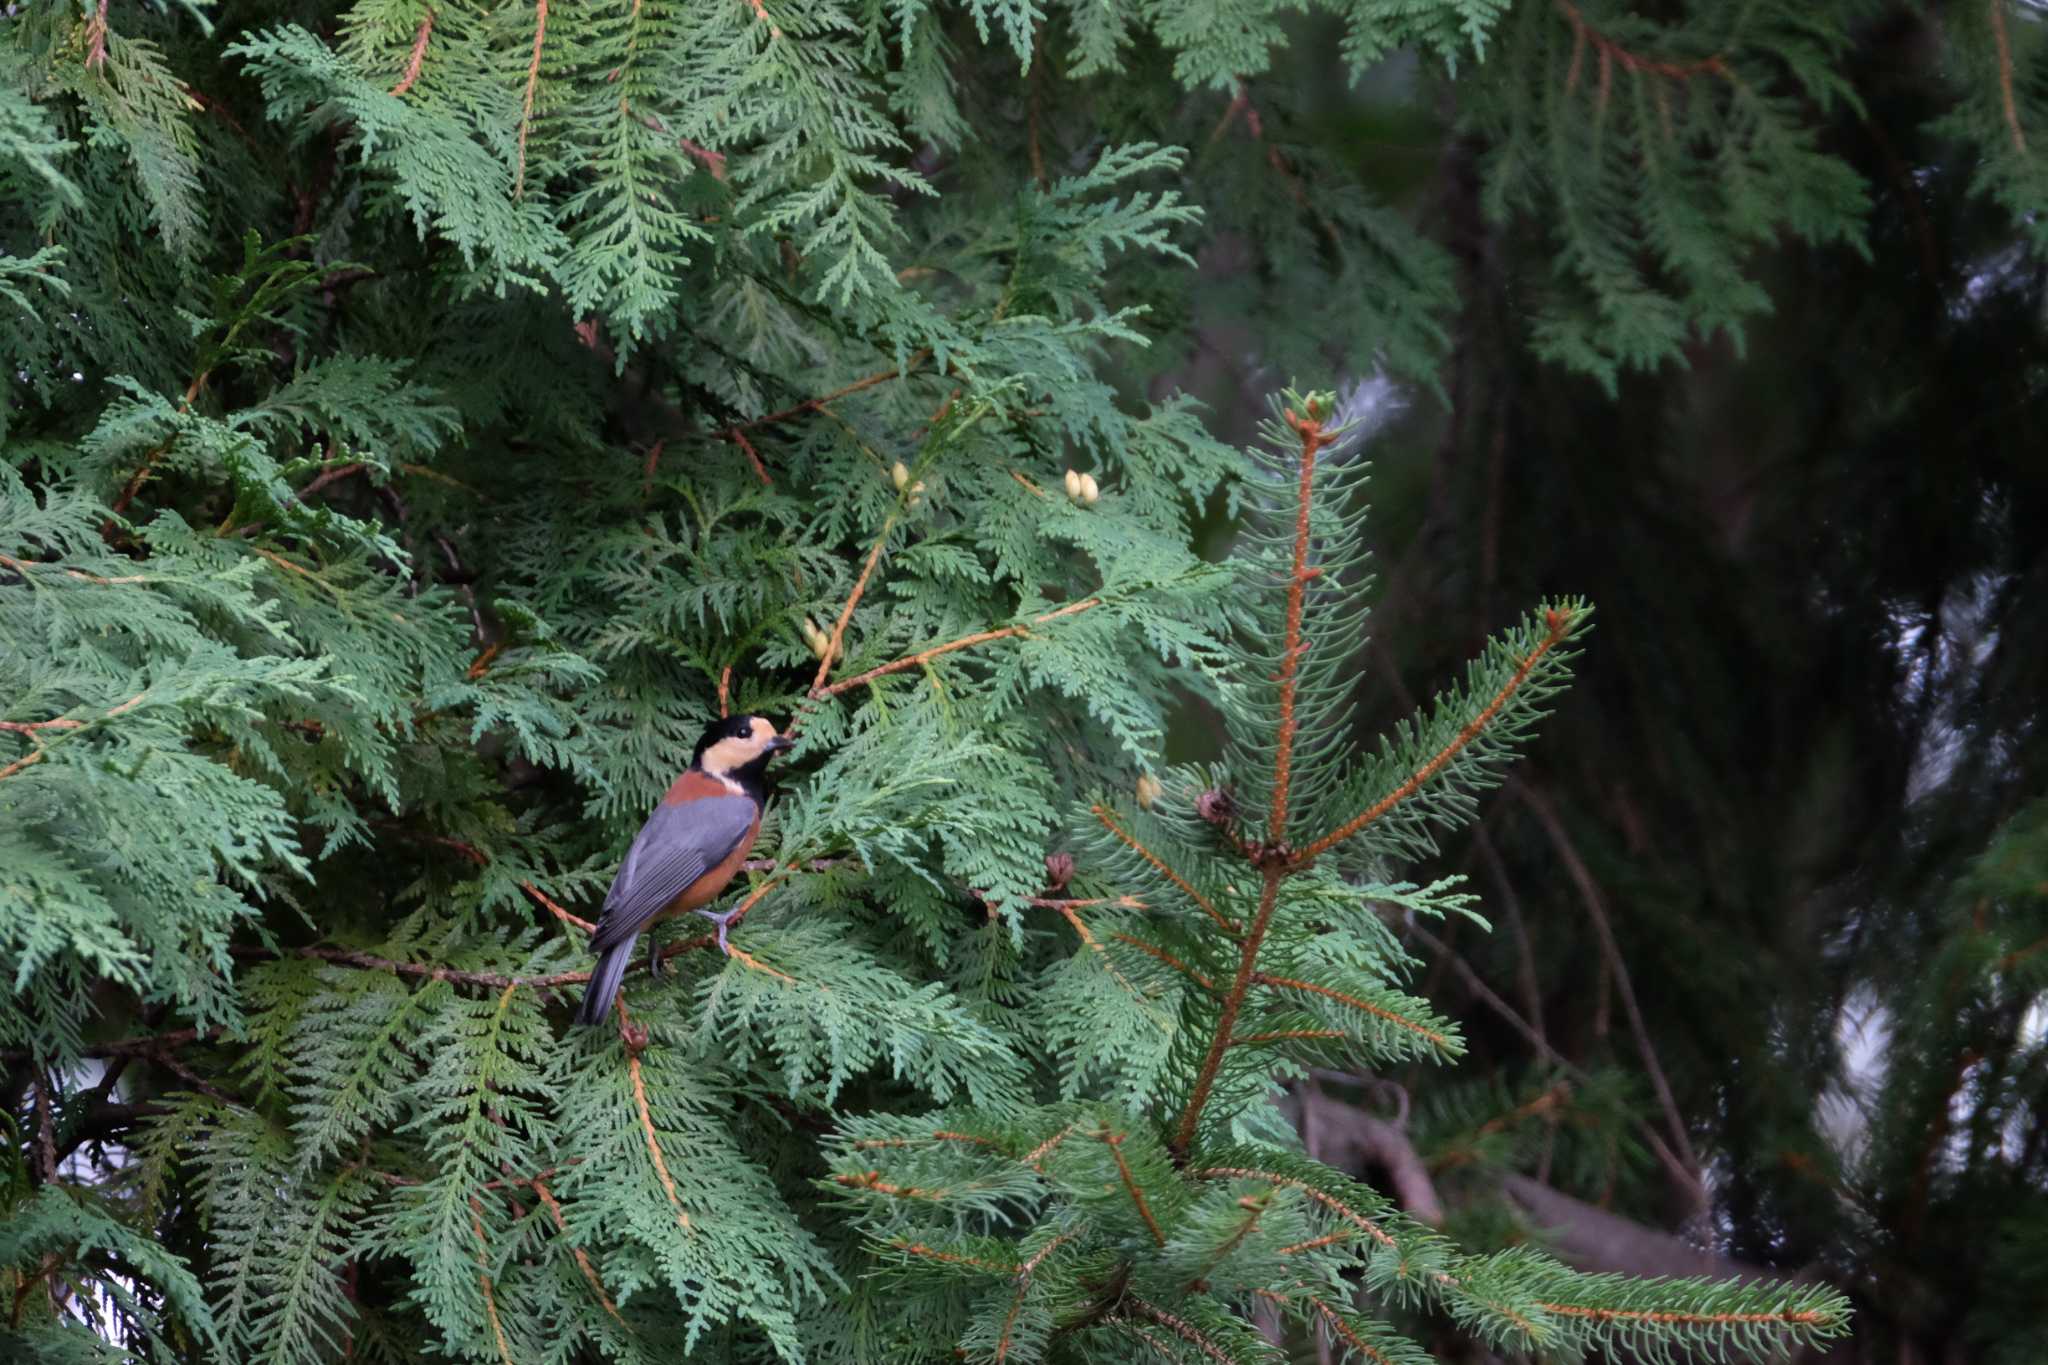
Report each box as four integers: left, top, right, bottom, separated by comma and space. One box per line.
765, 735, 795, 754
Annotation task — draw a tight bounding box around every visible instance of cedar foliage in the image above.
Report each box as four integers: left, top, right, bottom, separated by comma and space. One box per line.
11, 0, 2036, 1359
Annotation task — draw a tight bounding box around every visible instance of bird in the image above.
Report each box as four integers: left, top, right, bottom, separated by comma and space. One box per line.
574, 714, 793, 1026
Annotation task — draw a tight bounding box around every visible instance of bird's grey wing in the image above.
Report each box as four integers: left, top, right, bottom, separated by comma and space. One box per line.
588, 795, 757, 950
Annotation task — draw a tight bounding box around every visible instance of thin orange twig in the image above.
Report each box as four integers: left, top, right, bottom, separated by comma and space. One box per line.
1192, 1166, 1397, 1247
1535, 1302, 1836, 1327
627, 1049, 691, 1231
1292, 608, 1573, 865
811, 511, 900, 695
1095, 1128, 1166, 1246
814, 598, 1101, 700
887, 1240, 1014, 1273
1276, 1229, 1353, 1255
1554, 0, 1728, 92
521, 881, 595, 935
730, 428, 771, 487
1250, 972, 1451, 1048
832, 1170, 953, 1201
514, 0, 548, 199
1269, 407, 1334, 843
469, 1197, 516, 1365
1990, 0, 2028, 155
1020, 1123, 1076, 1168
1305, 1296, 1396, 1365
1112, 933, 1217, 993
1091, 806, 1239, 937
1122, 1297, 1235, 1365
532, 1178, 622, 1322
1234, 1028, 1345, 1046
390, 9, 435, 96
1173, 880, 1277, 1157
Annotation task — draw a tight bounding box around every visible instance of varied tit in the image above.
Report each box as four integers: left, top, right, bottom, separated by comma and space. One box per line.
574, 715, 793, 1026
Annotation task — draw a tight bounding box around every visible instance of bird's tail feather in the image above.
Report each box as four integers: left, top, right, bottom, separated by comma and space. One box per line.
575, 940, 634, 1027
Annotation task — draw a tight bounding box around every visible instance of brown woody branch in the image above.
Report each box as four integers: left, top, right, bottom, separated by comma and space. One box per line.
831, 1170, 954, 1201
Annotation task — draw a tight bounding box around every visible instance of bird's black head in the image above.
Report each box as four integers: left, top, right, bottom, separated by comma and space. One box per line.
690, 714, 794, 795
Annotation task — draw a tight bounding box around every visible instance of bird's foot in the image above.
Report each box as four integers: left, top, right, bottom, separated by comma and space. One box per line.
694, 906, 741, 956
647, 927, 665, 981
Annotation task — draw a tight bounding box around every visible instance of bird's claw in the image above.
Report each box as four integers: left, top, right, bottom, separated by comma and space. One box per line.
695, 906, 740, 956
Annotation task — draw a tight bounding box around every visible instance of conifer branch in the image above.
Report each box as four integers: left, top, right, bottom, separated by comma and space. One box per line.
1191, 1167, 1396, 1248
108, 371, 210, 519
1554, 0, 1728, 88
720, 353, 931, 477
1268, 405, 1334, 845
731, 429, 771, 487
1518, 782, 1699, 1180
1120, 1296, 1237, 1364
708, 862, 797, 948
389, 10, 435, 97
0, 553, 151, 586
1187, 1194, 1268, 1288
521, 881, 594, 935
832, 1170, 954, 1201
1303, 1295, 1395, 1365
811, 510, 902, 695
888, 1241, 1014, 1272
1047, 900, 1153, 1007
1172, 878, 1280, 1157
83, 0, 109, 70
1234, 1028, 1344, 1047
1091, 806, 1239, 936
532, 1178, 621, 1323
814, 598, 1102, 699
513, 0, 548, 200
1020, 1123, 1077, 1168
626, 1047, 691, 1233
1249, 973, 1451, 1049
1113, 934, 1218, 993
1532, 1301, 1838, 1327
1094, 1127, 1166, 1246
1291, 608, 1574, 866
1989, 0, 2028, 154
468, 1196, 516, 1365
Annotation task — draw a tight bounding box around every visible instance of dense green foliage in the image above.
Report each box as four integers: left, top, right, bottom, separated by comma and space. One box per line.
4, 0, 2043, 1361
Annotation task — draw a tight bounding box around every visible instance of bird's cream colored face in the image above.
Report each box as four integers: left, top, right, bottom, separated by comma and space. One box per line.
699, 716, 786, 777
